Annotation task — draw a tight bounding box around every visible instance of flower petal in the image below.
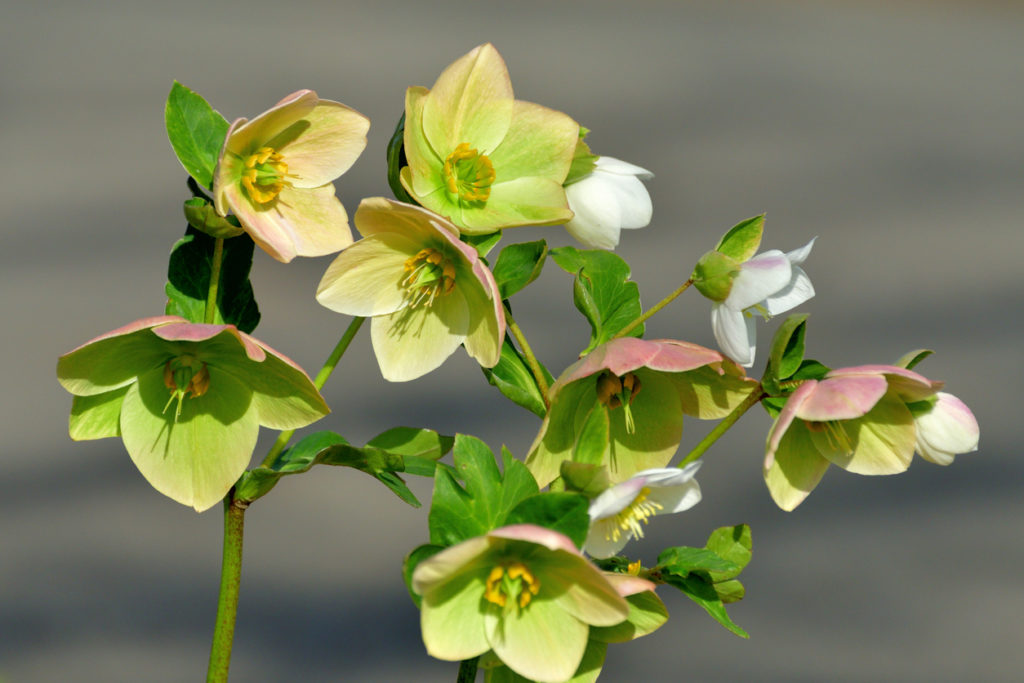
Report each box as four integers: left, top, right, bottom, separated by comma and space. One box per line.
69, 387, 128, 440
485, 597, 589, 683
412, 535, 493, 594
794, 375, 888, 421
711, 305, 756, 367
459, 175, 573, 233
419, 566, 491, 662
811, 390, 916, 475
120, 366, 259, 512
764, 420, 831, 511
401, 86, 448, 199
525, 381, 594, 488
271, 100, 369, 188
604, 371, 684, 482
763, 264, 814, 316
488, 100, 578, 183
724, 251, 791, 311
564, 175, 625, 249
221, 90, 318, 158
422, 43, 514, 156
370, 290, 470, 381
765, 379, 817, 468
316, 232, 421, 317
913, 392, 979, 465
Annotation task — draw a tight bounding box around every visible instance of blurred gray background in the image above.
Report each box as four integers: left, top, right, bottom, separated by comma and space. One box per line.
2, 0, 1021, 680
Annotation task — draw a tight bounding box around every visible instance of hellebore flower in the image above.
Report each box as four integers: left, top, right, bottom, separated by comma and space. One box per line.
316, 197, 504, 382
400, 43, 580, 234
564, 156, 654, 250
212, 89, 370, 263
707, 239, 816, 367
763, 364, 978, 511
57, 316, 329, 512
526, 338, 756, 488
412, 524, 647, 683
584, 463, 703, 559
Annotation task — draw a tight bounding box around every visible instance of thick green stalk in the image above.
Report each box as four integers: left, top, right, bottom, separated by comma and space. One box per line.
260, 316, 365, 467
204, 238, 225, 325
206, 497, 246, 683
503, 303, 550, 408
678, 384, 765, 467
456, 656, 479, 683
613, 278, 693, 340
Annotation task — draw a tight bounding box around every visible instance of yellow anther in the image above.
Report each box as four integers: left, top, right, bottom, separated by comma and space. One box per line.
483, 562, 540, 610
161, 356, 211, 422
401, 248, 457, 308
240, 146, 289, 204
627, 560, 642, 576
443, 142, 496, 202
604, 487, 664, 543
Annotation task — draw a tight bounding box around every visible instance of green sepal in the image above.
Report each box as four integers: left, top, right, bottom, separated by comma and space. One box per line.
661, 570, 749, 638
183, 197, 244, 239
714, 214, 764, 262
385, 112, 417, 205
402, 543, 444, 609
165, 81, 229, 190
69, 386, 129, 440
492, 240, 548, 299
573, 403, 610, 466
564, 130, 599, 186
705, 524, 752, 582
692, 250, 740, 302
766, 314, 808, 387
463, 231, 503, 258
481, 336, 554, 417
505, 492, 590, 549
559, 462, 611, 499
550, 247, 644, 353
895, 348, 934, 370
427, 437, 539, 547
165, 226, 260, 333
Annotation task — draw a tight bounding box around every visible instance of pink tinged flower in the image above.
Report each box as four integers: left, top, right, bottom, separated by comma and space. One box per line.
564, 157, 653, 250
763, 364, 955, 511
584, 463, 703, 559
711, 238, 816, 367
526, 338, 756, 488
315, 198, 505, 382
910, 392, 979, 466
412, 524, 643, 683
57, 316, 329, 512
212, 90, 370, 263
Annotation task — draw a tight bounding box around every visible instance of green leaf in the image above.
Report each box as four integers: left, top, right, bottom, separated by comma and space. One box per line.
234, 431, 348, 502
385, 112, 417, 204
505, 492, 590, 548
402, 543, 444, 608
481, 336, 553, 417
165, 81, 229, 190
590, 590, 669, 643
492, 240, 548, 299
165, 226, 260, 333
366, 426, 454, 460
791, 359, 830, 381
656, 546, 740, 575
767, 314, 808, 382
663, 571, 749, 638
427, 437, 539, 547
463, 231, 503, 258
714, 579, 746, 604
550, 247, 644, 353
895, 348, 934, 370
715, 214, 764, 262
705, 524, 752, 582
183, 197, 244, 239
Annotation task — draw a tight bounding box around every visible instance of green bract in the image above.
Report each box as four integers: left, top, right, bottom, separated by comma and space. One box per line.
412, 524, 643, 683
212, 89, 370, 263
400, 43, 579, 234
57, 316, 329, 511
316, 198, 505, 382
526, 338, 756, 488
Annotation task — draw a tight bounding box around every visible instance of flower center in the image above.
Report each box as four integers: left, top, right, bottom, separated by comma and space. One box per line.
402, 248, 456, 308
595, 370, 643, 433
241, 146, 290, 204
604, 487, 664, 544
443, 142, 496, 203
484, 562, 540, 610
162, 354, 210, 421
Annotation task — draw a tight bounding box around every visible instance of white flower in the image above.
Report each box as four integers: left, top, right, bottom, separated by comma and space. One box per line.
711, 238, 816, 367
913, 392, 979, 465
564, 156, 653, 249
584, 463, 702, 559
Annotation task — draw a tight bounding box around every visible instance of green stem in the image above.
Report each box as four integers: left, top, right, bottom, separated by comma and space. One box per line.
678, 384, 765, 467
503, 303, 550, 408
260, 316, 365, 467
204, 238, 225, 325
206, 497, 246, 683
613, 278, 693, 340
456, 656, 479, 683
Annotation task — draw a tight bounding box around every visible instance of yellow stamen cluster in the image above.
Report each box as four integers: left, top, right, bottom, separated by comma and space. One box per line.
241, 146, 289, 203
595, 370, 643, 433
484, 562, 540, 609
162, 355, 211, 421
443, 142, 496, 202
402, 248, 457, 308
604, 487, 663, 544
